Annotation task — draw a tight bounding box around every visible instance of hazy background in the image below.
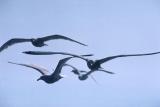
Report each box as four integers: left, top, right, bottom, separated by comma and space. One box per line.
0, 0, 160, 107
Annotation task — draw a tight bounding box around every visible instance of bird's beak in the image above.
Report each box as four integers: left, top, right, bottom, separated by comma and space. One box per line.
37, 78, 41, 81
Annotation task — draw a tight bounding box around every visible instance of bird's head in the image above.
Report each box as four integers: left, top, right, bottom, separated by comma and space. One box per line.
87, 60, 96, 69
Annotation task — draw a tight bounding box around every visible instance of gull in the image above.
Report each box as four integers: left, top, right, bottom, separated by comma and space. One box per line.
65, 64, 113, 80
8, 57, 74, 84
23, 51, 160, 76
0, 34, 87, 52
63, 63, 90, 80
64, 64, 99, 84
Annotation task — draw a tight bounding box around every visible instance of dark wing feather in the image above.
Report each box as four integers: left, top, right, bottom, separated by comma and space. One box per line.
8, 61, 49, 75
39, 34, 87, 46
82, 69, 114, 78
64, 64, 81, 75
98, 69, 115, 74
51, 57, 73, 76
65, 64, 87, 73
23, 51, 90, 62
97, 51, 160, 64
0, 38, 31, 52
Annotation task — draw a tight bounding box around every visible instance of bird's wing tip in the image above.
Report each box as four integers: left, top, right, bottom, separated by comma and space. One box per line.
8, 61, 14, 64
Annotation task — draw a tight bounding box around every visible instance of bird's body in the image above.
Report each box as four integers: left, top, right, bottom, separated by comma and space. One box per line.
8, 57, 73, 84
23, 51, 160, 77
37, 75, 62, 84
0, 34, 87, 52
30, 38, 46, 47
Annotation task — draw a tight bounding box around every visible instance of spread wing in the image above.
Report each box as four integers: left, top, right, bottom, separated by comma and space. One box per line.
51, 57, 73, 76
97, 51, 160, 64
23, 51, 91, 62
64, 64, 87, 75
39, 34, 87, 46
0, 38, 31, 52
8, 61, 49, 75
83, 69, 114, 77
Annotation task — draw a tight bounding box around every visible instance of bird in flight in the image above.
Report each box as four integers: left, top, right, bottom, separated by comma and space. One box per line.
64, 63, 99, 84
8, 57, 74, 84
64, 64, 91, 80
65, 64, 114, 80
23, 51, 160, 77
0, 34, 87, 52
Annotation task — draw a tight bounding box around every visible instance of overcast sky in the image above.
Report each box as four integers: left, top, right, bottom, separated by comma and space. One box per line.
0, 0, 160, 107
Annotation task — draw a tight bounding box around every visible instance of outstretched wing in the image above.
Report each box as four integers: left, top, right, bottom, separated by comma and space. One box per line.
63, 64, 79, 75
8, 61, 49, 75
23, 51, 91, 62
39, 34, 87, 46
0, 38, 31, 52
83, 68, 114, 77
51, 57, 73, 76
97, 51, 160, 64
64, 64, 87, 75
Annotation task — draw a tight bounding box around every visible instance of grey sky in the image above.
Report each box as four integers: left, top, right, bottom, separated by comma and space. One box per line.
0, 0, 160, 107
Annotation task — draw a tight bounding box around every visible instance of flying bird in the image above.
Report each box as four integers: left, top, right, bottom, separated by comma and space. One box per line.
23, 51, 160, 76
64, 64, 99, 84
0, 34, 87, 52
65, 64, 113, 80
63, 63, 90, 80
8, 57, 74, 84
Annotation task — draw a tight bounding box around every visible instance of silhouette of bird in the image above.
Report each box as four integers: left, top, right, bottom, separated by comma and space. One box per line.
23, 51, 160, 76
0, 34, 87, 52
79, 69, 114, 80
66, 63, 113, 80
63, 64, 89, 80
8, 57, 74, 84
64, 64, 99, 84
